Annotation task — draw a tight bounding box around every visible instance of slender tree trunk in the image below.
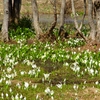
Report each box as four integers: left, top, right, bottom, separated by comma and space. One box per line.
87, 0, 96, 41
9, 0, 13, 23
60, 0, 66, 27
71, 0, 78, 28
48, 0, 57, 35
59, 0, 66, 36
94, 0, 100, 42
13, 0, 21, 24
71, 0, 87, 42
8, 0, 21, 24
0, 0, 9, 42
32, 0, 43, 39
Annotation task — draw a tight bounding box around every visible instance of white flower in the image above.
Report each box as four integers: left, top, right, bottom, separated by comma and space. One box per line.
6, 80, 11, 85
6, 74, 12, 79
32, 64, 37, 68
24, 82, 29, 89
0, 79, 3, 83
82, 86, 85, 89
6, 93, 8, 97
56, 84, 62, 89
51, 96, 54, 100
84, 60, 87, 64
20, 71, 25, 76
52, 54, 56, 58
89, 68, 94, 75
95, 70, 98, 74
28, 70, 36, 76
84, 81, 86, 84
14, 70, 17, 77
16, 83, 21, 89
36, 94, 39, 100
45, 87, 54, 96
11, 95, 14, 100
9, 88, 12, 92
45, 87, 51, 94
50, 90, 54, 96
20, 94, 23, 99
11, 73, 16, 79
44, 73, 50, 80
63, 79, 66, 85
37, 67, 41, 72
73, 84, 79, 91
78, 47, 80, 51
71, 62, 80, 73
15, 94, 19, 100
75, 93, 78, 96
32, 84, 37, 89
7, 67, 12, 73
23, 97, 26, 100
1, 93, 4, 99
95, 81, 99, 85
65, 62, 69, 66
27, 60, 32, 66
64, 62, 69, 66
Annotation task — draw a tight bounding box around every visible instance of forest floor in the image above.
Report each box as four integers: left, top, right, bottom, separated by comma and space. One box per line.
1, 0, 100, 100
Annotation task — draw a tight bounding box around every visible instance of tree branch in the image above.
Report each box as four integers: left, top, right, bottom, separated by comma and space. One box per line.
71, 0, 87, 42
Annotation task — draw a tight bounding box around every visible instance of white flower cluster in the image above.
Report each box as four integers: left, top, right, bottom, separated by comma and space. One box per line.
45, 87, 54, 96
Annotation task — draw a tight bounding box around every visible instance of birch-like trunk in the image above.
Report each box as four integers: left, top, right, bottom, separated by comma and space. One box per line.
60, 0, 66, 27
94, 0, 100, 42
32, 0, 43, 39
59, 0, 66, 36
0, 0, 9, 42
88, 0, 96, 40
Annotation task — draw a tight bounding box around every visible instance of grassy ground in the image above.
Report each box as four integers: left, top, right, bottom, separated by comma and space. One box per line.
1, 61, 100, 100
1, 0, 100, 100
1, 36, 100, 100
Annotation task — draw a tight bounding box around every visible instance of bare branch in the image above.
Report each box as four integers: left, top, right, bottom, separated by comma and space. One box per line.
71, 0, 87, 42
79, 0, 86, 30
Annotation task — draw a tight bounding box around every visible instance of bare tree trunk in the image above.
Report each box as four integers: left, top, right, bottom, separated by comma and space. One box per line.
59, 0, 66, 37
0, 0, 9, 42
9, 0, 13, 23
94, 0, 100, 42
32, 0, 43, 39
71, 0, 78, 29
9, 0, 21, 24
48, 0, 57, 35
60, 0, 66, 27
13, 0, 21, 24
87, 0, 96, 41
71, 0, 87, 42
